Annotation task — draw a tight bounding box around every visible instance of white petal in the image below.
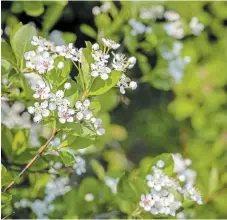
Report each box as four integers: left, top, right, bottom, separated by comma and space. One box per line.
67, 117, 74, 122
34, 114, 42, 122
100, 73, 108, 80
76, 112, 83, 120
49, 103, 56, 110
59, 118, 66, 124
97, 128, 105, 135
28, 106, 35, 114
42, 109, 50, 117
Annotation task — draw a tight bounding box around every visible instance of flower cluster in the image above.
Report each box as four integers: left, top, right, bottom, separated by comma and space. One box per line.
139, 5, 204, 39
117, 74, 137, 94
24, 36, 83, 75
92, 2, 111, 16
139, 159, 202, 217
27, 79, 105, 135
160, 41, 191, 83
189, 17, 204, 36
128, 19, 152, 36
73, 156, 86, 175
140, 6, 165, 20
91, 38, 137, 94
14, 177, 70, 219
172, 153, 197, 186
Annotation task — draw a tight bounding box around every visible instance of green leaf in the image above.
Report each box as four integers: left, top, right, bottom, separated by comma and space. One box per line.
208, 167, 219, 196
67, 137, 94, 150
1, 192, 12, 208
22, 1, 44, 17
11, 24, 37, 69
90, 159, 105, 180
43, 1, 68, 32
59, 151, 75, 166
1, 40, 17, 67
1, 165, 13, 187
12, 130, 27, 155
89, 70, 121, 96
10, 22, 23, 46
80, 24, 97, 39
90, 101, 101, 113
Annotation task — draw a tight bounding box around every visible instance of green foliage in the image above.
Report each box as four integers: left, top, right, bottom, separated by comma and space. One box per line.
11, 24, 36, 69
1, 1, 227, 219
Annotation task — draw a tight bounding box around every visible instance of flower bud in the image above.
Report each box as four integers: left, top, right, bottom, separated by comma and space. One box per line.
57, 62, 64, 69
129, 81, 137, 90
64, 82, 71, 90
92, 43, 99, 51
128, 56, 136, 65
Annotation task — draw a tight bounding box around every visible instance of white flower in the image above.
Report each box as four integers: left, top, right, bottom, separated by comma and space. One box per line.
129, 81, 137, 90
64, 82, 71, 90
97, 127, 105, 136
92, 43, 99, 51
75, 99, 93, 121
91, 62, 111, 80
31, 80, 50, 99
24, 51, 36, 61
25, 51, 55, 74
73, 156, 86, 175
102, 38, 120, 50
128, 19, 152, 36
100, 2, 111, 13
128, 56, 137, 69
140, 6, 164, 20
57, 61, 64, 69
56, 43, 82, 62
117, 74, 137, 94
139, 194, 155, 211
84, 193, 94, 202
28, 101, 50, 123
104, 176, 119, 194
112, 52, 128, 72
164, 21, 185, 39
164, 11, 180, 21
92, 50, 110, 64
58, 108, 75, 123
182, 184, 203, 204
157, 160, 165, 168
189, 17, 204, 36
92, 6, 101, 16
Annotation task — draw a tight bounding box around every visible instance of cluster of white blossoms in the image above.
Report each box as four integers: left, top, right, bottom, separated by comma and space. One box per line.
27, 79, 105, 135
189, 17, 204, 36
128, 19, 152, 36
139, 159, 202, 217
91, 38, 137, 94
172, 153, 197, 186
75, 99, 105, 135
92, 2, 111, 16
14, 177, 70, 219
72, 156, 86, 175
117, 74, 137, 94
24, 36, 83, 75
160, 41, 191, 83
140, 5, 165, 20
139, 5, 204, 39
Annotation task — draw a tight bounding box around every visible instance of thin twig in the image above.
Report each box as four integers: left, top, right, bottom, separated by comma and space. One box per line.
2, 211, 15, 220
3, 129, 61, 192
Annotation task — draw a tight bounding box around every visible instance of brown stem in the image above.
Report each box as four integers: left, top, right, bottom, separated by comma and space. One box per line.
3, 129, 61, 192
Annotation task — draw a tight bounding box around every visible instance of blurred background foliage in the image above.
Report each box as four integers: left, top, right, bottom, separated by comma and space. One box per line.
1, 1, 227, 219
